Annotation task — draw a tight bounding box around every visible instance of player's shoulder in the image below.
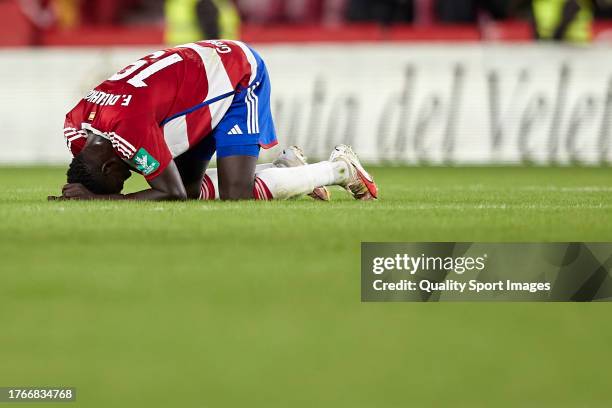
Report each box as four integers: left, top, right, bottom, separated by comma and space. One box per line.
171, 40, 255, 62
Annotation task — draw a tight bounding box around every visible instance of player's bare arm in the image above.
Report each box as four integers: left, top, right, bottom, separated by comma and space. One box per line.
54, 162, 187, 201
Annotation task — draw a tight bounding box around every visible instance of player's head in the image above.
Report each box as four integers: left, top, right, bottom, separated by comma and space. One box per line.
66, 136, 131, 194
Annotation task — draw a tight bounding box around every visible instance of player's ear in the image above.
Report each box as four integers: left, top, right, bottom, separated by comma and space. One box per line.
100, 159, 119, 176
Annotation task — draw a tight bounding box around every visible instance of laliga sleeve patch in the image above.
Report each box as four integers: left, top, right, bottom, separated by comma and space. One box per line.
131, 148, 160, 175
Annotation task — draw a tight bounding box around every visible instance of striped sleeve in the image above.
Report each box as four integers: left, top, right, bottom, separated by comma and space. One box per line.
111, 117, 173, 181
109, 132, 137, 160
63, 117, 88, 156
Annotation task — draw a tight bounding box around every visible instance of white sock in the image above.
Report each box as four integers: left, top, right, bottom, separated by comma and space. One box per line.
255, 160, 349, 200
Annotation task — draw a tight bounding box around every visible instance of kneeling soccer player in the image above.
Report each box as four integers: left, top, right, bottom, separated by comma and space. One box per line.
53, 40, 377, 201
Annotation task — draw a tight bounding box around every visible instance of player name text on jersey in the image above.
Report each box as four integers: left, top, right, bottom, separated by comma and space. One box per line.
84, 90, 132, 107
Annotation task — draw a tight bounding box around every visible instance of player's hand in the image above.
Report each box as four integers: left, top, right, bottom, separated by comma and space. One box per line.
60, 183, 96, 200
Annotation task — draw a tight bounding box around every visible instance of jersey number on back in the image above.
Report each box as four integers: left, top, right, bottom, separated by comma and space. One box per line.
109, 51, 183, 88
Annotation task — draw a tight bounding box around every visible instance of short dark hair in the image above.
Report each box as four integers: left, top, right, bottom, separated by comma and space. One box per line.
67, 154, 114, 194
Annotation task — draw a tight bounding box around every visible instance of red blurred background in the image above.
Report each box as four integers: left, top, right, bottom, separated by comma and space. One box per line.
2, 0, 612, 46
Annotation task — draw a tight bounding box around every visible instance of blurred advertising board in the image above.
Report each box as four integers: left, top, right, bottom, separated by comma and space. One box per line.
1, 44, 611, 164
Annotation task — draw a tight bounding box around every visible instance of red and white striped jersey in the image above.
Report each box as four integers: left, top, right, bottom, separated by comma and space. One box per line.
64, 40, 261, 180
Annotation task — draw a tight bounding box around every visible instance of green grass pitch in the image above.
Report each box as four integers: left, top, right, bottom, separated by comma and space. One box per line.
1, 166, 612, 407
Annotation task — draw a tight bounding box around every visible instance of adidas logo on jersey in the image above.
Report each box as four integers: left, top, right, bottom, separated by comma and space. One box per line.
228, 125, 243, 135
